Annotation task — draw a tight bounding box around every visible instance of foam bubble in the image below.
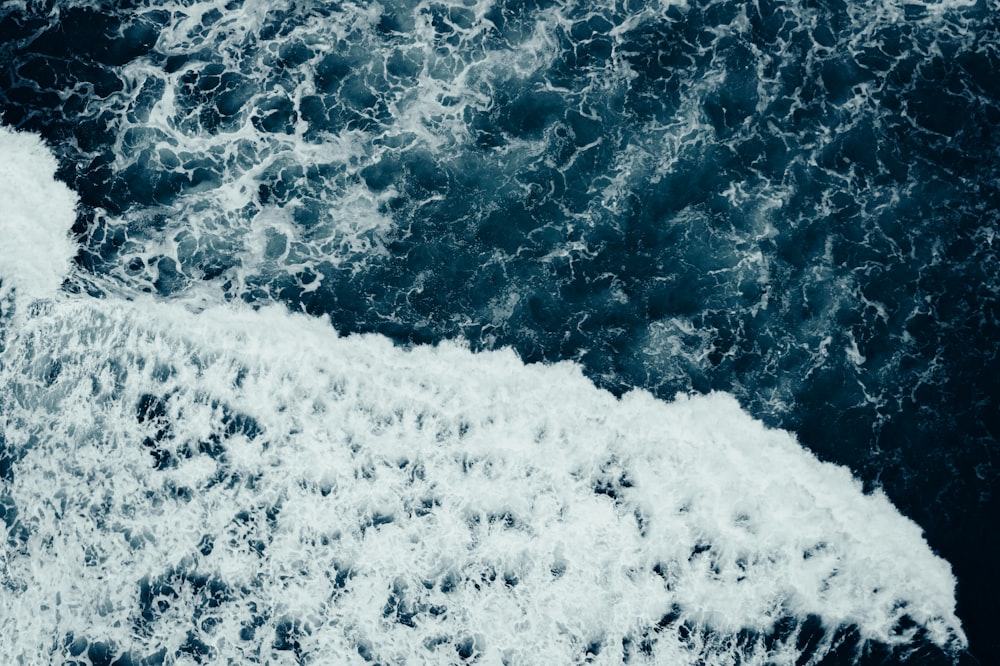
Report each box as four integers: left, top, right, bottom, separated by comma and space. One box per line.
0, 127, 78, 307
0, 294, 965, 664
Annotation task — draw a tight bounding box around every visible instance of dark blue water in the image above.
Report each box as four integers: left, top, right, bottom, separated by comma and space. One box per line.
1, 0, 997, 663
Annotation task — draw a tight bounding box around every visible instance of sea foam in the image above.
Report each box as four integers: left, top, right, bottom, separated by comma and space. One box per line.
0, 127, 965, 664
0, 126, 77, 308
0, 295, 966, 664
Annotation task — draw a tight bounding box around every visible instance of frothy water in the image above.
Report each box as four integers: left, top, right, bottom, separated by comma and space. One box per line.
1, 0, 997, 662
0, 126, 77, 309
0, 296, 964, 665
0, 123, 965, 666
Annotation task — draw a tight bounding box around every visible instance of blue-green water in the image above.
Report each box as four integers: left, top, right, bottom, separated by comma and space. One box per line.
1, 0, 997, 663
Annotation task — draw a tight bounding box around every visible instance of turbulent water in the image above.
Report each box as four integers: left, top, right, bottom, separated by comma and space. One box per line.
0, 0, 997, 663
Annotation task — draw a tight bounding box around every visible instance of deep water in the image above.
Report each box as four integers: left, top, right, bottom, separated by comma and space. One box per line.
0, 0, 997, 663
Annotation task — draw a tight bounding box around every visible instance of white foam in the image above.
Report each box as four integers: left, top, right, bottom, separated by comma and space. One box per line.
0, 127, 78, 307
0, 294, 965, 664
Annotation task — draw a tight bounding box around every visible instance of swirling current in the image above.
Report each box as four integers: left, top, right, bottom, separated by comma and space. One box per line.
0, 0, 997, 664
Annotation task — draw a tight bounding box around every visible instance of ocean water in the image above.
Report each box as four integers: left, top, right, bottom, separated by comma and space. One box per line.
0, 0, 996, 664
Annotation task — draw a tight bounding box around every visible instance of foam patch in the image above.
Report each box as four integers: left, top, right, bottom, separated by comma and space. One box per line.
0, 296, 965, 664
0, 126, 77, 307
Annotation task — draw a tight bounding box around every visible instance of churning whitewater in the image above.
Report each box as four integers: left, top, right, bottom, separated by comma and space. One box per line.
2, 0, 998, 662
0, 127, 964, 664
